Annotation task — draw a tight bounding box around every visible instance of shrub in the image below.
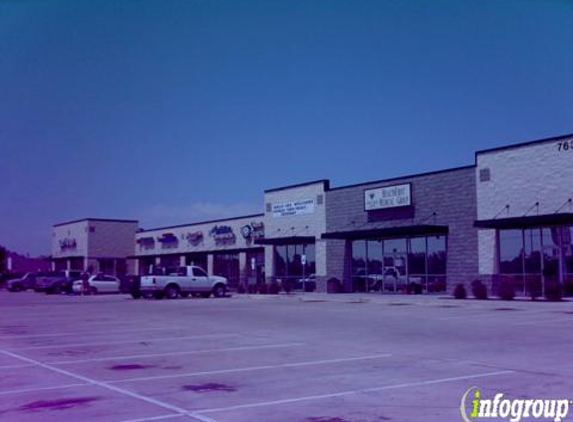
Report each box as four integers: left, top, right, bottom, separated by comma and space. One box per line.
257, 282, 268, 294
327, 277, 342, 293
545, 280, 563, 302
453, 283, 467, 299
526, 277, 542, 301
471, 280, 488, 300
236, 283, 246, 294
497, 281, 515, 301
407, 283, 422, 295
282, 279, 293, 294
268, 281, 280, 295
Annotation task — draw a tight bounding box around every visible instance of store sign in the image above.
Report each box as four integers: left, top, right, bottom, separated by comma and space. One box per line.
59, 238, 77, 251
209, 225, 236, 245
272, 199, 315, 217
365, 184, 411, 210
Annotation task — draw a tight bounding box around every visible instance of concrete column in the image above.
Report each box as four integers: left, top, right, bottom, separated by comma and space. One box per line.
179, 255, 186, 267
133, 259, 140, 276
207, 254, 214, 275
84, 257, 89, 272
264, 245, 274, 284
155, 256, 161, 266
239, 252, 247, 285
66, 259, 71, 271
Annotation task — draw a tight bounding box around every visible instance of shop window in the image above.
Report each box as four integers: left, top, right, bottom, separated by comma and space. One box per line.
499, 230, 524, 274
213, 253, 240, 288
427, 236, 446, 275
408, 237, 426, 276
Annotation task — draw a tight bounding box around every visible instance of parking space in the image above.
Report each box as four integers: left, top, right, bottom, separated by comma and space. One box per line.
0, 292, 571, 422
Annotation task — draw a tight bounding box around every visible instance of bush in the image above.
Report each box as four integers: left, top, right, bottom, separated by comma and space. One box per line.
497, 281, 515, 301
407, 283, 422, 295
526, 277, 542, 301
471, 280, 488, 300
236, 283, 246, 294
268, 281, 280, 295
282, 279, 293, 294
327, 277, 342, 293
545, 280, 563, 302
453, 283, 467, 299
257, 282, 268, 294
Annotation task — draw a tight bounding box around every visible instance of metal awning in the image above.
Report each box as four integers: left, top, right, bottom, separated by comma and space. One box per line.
474, 213, 573, 229
321, 224, 449, 240
255, 236, 316, 245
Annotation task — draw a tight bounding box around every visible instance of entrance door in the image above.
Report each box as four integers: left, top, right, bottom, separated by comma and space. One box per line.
382, 254, 407, 292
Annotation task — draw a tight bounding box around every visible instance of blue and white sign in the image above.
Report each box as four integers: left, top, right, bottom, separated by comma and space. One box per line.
365, 184, 411, 210
272, 199, 315, 217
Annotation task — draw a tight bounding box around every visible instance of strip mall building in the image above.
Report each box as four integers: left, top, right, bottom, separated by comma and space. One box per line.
51, 133, 573, 295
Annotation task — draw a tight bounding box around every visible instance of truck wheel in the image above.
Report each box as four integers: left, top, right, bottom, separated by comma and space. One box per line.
213, 284, 227, 298
180, 292, 189, 298
165, 284, 180, 299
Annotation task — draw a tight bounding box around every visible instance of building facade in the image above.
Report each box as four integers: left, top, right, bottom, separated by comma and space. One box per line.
51, 133, 573, 295
51, 218, 138, 277
475, 133, 573, 296
132, 214, 265, 288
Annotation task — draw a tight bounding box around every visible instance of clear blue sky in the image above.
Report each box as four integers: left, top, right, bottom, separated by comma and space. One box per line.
1, 0, 572, 256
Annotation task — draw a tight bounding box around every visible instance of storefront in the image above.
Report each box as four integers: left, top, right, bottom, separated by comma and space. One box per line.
133, 214, 265, 289
256, 180, 329, 291
51, 133, 573, 296
51, 218, 138, 277
322, 167, 478, 293
475, 133, 573, 296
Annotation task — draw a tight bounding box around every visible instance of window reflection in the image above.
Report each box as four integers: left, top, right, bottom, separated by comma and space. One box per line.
351, 235, 447, 293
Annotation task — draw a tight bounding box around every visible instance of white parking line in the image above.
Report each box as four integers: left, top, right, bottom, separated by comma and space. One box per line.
113, 414, 185, 422
195, 370, 514, 415
0, 349, 206, 422
11, 333, 239, 351
0, 363, 35, 370
49, 343, 307, 365
110, 354, 392, 384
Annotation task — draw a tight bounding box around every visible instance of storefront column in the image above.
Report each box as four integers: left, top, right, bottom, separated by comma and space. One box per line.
84, 257, 89, 272
155, 256, 161, 266
239, 252, 247, 285
66, 259, 71, 271
133, 259, 139, 276
264, 246, 274, 284
207, 254, 214, 275
179, 255, 186, 267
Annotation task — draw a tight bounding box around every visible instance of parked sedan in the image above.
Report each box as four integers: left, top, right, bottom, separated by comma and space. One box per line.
7, 273, 36, 292
72, 275, 120, 294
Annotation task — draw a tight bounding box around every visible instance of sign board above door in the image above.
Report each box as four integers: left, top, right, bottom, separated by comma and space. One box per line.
364, 183, 411, 211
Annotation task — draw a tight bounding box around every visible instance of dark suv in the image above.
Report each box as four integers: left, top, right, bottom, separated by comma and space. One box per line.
35, 270, 83, 294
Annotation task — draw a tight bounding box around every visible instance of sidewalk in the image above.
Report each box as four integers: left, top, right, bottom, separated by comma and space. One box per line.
233, 291, 573, 310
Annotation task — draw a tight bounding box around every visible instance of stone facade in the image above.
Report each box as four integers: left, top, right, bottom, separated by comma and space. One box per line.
476, 136, 573, 279
51, 219, 138, 275
262, 180, 329, 283
325, 167, 478, 292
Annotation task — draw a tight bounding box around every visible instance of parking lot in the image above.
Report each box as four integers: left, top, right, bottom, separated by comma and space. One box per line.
0, 292, 572, 422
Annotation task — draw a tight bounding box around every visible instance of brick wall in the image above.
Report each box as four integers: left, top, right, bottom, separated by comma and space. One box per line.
324, 167, 479, 292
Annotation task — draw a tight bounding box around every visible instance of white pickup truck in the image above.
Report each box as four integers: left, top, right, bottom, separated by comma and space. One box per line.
140, 266, 228, 299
